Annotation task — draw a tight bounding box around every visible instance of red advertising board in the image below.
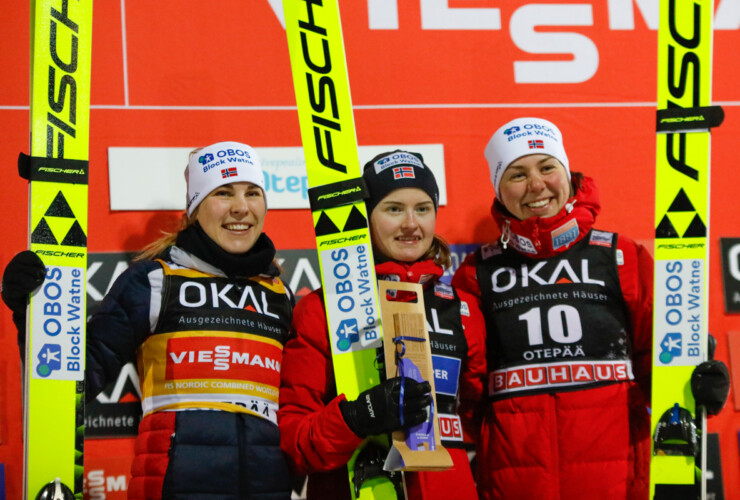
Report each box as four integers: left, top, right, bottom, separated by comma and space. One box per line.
1, 2, 739, 498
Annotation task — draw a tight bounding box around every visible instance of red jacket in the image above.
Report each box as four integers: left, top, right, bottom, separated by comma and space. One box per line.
452, 176, 654, 500
278, 259, 487, 500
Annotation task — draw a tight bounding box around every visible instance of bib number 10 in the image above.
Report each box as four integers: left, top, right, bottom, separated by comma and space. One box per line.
518, 305, 583, 345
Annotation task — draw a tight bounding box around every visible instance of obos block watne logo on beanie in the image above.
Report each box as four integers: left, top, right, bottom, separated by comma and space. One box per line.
185, 141, 266, 216
484, 117, 570, 198
362, 150, 439, 216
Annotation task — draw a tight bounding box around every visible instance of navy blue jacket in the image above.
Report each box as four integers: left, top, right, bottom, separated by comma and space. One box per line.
86, 246, 293, 500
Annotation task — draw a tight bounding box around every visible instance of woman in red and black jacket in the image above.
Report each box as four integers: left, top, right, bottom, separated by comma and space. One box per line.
452, 117, 729, 500
278, 150, 487, 500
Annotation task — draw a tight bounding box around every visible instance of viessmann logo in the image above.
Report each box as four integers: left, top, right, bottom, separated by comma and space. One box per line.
165, 337, 282, 381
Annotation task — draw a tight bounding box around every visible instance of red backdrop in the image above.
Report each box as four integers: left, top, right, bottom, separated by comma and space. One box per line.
1, 1, 739, 498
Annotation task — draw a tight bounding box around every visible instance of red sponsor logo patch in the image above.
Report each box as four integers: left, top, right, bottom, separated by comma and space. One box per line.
524, 366, 548, 386
614, 362, 630, 380
165, 336, 281, 387
548, 364, 572, 384
438, 414, 463, 441
506, 368, 526, 389
572, 363, 595, 382
490, 360, 633, 395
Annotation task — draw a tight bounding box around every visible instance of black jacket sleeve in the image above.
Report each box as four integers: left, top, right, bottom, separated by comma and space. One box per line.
85, 260, 159, 401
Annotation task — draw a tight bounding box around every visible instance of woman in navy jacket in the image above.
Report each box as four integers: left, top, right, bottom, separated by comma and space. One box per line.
3, 141, 294, 500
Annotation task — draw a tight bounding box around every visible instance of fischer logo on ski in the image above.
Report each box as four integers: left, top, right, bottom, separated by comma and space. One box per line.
650, 0, 721, 497
283, 1, 400, 498
25, 0, 93, 498
289, 0, 352, 175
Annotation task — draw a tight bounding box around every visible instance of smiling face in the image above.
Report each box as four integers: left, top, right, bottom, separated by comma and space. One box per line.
195, 182, 266, 254
498, 154, 572, 220
369, 188, 436, 263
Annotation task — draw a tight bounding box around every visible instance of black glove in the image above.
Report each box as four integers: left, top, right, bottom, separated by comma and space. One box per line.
2, 250, 46, 312
340, 377, 432, 438
707, 332, 717, 361
691, 359, 730, 416
2, 250, 46, 351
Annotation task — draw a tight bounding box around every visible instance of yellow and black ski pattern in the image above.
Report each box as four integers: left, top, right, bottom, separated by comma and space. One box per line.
651, 0, 715, 498
24, 0, 92, 497
282, 1, 399, 498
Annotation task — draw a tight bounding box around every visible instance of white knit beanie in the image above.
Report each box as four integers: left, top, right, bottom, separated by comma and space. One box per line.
484, 117, 570, 198
185, 141, 266, 217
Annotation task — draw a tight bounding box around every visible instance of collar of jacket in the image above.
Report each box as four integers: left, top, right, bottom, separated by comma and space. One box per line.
172, 222, 278, 278
491, 174, 601, 259
375, 259, 444, 288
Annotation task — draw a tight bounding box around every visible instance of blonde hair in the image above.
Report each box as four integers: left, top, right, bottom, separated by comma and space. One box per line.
134, 212, 193, 262
135, 147, 204, 262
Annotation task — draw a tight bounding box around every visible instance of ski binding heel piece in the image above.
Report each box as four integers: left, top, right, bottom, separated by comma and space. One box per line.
353, 442, 404, 499
35, 478, 75, 500
653, 403, 698, 457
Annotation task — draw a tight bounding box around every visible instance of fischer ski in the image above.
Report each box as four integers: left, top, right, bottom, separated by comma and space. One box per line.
282, 1, 399, 498
22, 0, 92, 498
650, 0, 722, 498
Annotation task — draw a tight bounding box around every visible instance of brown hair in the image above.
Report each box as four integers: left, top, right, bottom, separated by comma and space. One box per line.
570, 171, 584, 193
420, 234, 452, 270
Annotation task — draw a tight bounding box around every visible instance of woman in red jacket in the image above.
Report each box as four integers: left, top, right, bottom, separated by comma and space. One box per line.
278, 150, 487, 499
452, 117, 655, 499
452, 117, 732, 499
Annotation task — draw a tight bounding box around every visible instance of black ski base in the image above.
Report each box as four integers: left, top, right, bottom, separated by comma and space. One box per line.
654, 482, 699, 500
